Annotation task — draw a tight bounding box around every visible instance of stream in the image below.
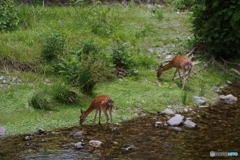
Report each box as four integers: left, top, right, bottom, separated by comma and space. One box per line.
0, 83, 240, 160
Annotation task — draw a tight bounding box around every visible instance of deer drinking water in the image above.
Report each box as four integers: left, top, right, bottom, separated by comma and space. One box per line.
79, 95, 114, 128
157, 55, 192, 89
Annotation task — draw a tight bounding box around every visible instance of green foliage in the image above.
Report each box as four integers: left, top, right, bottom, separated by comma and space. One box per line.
52, 83, 80, 104
174, 0, 195, 10
181, 91, 188, 105
76, 39, 102, 56
192, 0, 240, 59
111, 41, 133, 69
40, 31, 66, 62
29, 83, 79, 110
151, 7, 164, 21
29, 90, 57, 110
88, 6, 121, 37
0, 0, 19, 31
57, 52, 114, 94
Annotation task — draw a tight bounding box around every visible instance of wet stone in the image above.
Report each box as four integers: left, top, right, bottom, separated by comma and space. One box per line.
73, 131, 83, 138
89, 140, 102, 148
74, 142, 85, 149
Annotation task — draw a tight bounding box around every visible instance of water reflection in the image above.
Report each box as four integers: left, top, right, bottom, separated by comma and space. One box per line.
0, 84, 240, 160
20, 149, 98, 160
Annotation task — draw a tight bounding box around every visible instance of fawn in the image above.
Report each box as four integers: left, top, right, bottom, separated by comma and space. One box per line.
157, 55, 192, 89
79, 95, 114, 127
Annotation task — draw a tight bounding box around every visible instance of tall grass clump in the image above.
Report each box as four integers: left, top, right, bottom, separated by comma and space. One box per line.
40, 30, 66, 62
87, 6, 121, 37
29, 83, 80, 110
29, 90, 57, 110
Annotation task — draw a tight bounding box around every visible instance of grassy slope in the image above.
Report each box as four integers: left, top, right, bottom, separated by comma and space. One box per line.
0, 4, 234, 136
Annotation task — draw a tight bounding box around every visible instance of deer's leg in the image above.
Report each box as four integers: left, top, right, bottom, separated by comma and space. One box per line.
93, 109, 98, 124
173, 69, 178, 80
109, 106, 114, 130
109, 106, 113, 124
103, 109, 109, 124
98, 109, 101, 125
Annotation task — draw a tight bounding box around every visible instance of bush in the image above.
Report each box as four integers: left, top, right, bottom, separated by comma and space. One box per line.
0, 0, 19, 31
52, 83, 79, 104
29, 90, 57, 110
192, 0, 240, 59
57, 53, 114, 95
76, 39, 102, 56
29, 83, 79, 110
111, 41, 133, 69
40, 31, 66, 62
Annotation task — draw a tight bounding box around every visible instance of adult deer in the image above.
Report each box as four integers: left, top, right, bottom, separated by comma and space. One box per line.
157, 55, 192, 89
79, 95, 114, 127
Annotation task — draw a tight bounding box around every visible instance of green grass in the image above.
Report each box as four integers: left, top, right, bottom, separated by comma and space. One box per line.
0, 4, 237, 136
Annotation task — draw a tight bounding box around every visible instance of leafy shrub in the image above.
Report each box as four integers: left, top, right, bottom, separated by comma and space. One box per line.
57, 53, 114, 94
111, 41, 133, 69
76, 39, 102, 56
40, 31, 66, 62
192, 0, 240, 59
0, 0, 19, 31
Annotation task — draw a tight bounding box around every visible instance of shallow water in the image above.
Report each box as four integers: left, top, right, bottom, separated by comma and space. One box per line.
0, 84, 240, 160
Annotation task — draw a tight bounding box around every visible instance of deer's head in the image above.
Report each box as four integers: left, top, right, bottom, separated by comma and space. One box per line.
157, 63, 163, 78
79, 109, 87, 125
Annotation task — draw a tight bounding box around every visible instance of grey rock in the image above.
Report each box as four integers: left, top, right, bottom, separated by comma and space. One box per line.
0, 127, 6, 137
73, 131, 83, 138
219, 94, 238, 104
74, 142, 84, 149
167, 114, 184, 126
155, 121, 164, 128
193, 96, 206, 105
24, 136, 31, 141
162, 108, 175, 115
183, 119, 197, 128
89, 140, 102, 148
125, 145, 135, 151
